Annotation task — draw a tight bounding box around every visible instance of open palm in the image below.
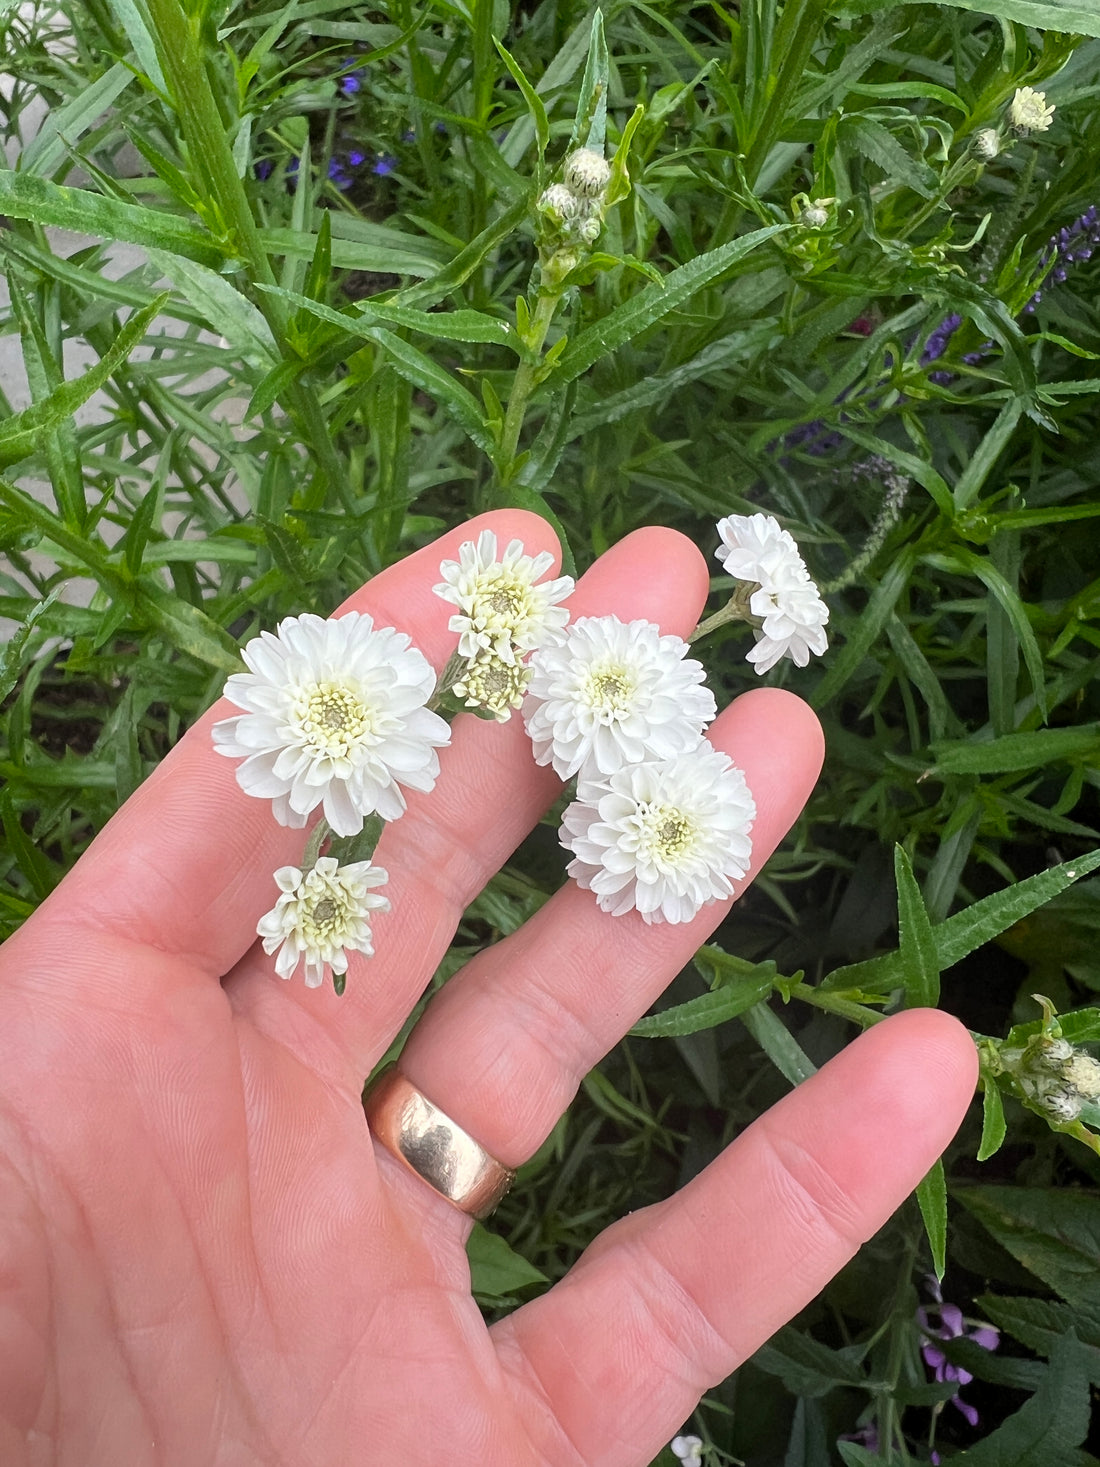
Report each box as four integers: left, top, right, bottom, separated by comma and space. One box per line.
0, 512, 976, 1467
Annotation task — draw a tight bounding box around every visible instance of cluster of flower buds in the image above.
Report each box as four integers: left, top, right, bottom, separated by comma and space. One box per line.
535, 147, 612, 282
983, 999, 1100, 1128
1023, 1035, 1100, 1123
211, 515, 828, 990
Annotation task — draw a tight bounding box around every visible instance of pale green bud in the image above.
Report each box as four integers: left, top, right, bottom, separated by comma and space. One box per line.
972, 128, 1002, 160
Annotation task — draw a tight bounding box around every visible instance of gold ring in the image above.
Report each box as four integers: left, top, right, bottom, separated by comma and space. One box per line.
363, 1065, 516, 1220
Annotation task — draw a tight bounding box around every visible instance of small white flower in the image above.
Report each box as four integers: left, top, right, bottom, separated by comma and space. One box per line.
453, 649, 532, 722
715, 513, 829, 674
524, 615, 717, 784
257, 857, 390, 988
973, 127, 1002, 160
1009, 86, 1054, 134
561, 746, 755, 925
212, 612, 450, 834
434, 530, 573, 665
671, 1439, 704, 1465
563, 147, 610, 198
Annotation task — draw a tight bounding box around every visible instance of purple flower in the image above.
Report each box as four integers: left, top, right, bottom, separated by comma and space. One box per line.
921, 312, 962, 367
339, 62, 364, 96
917, 1277, 999, 1427
372, 153, 398, 176
1026, 202, 1100, 311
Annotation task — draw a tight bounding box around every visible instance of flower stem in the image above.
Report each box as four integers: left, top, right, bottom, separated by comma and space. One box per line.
787, 982, 886, 1028
301, 818, 331, 874
496, 287, 563, 483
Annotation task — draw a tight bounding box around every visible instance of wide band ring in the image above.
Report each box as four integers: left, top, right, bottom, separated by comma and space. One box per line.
363, 1065, 516, 1220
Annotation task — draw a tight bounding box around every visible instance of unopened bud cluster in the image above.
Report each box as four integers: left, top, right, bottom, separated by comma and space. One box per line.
1001, 1030, 1100, 1125
536, 147, 611, 257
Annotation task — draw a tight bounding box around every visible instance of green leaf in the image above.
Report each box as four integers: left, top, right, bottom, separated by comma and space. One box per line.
741, 1001, 817, 1086
929, 725, 1100, 776
0, 589, 61, 704
568, 8, 609, 154
958, 1186, 1100, 1311
494, 37, 549, 161
823, 849, 1100, 994
631, 972, 775, 1037
0, 170, 223, 266
839, 0, 1100, 38
19, 61, 135, 176
953, 399, 1025, 511
811, 546, 917, 709
145, 249, 275, 362
754, 1326, 868, 1397
0, 789, 58, 900
467, 1223, 548, 1302
133, 586, 243, 673
553, 224, 788, 386
979, 1294, 1100, 1365
895, 845, 940, 1008
0, 294, 171, 467
940, 1334, 1093, 1467
978, 1079, 1008, 1162
839, 115, 934, 197
916, 1159, 947, 1279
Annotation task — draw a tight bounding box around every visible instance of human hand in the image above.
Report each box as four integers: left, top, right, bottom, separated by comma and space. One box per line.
0, 513, 977, 1466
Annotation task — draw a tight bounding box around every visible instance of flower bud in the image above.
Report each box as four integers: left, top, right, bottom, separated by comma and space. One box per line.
1062, 1052, 1100, 1099
1035, 1035, 1074, 1069
972, 128, 1002, 160
563, 148, 610, 198
800, 202, 830, 228
537, 182, 580, 222
1042, 1087, 1083, 1123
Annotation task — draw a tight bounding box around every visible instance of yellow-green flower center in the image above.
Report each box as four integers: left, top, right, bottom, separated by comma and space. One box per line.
643, 804, 697, 862
586, 665, 634, 714
301, 683, 370, 753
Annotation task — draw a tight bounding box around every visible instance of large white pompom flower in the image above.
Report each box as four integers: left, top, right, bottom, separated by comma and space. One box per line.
560, 745, 756, 924
257, 857, 390, 989
434, 530, 574, 665
523, 615, 717, 784
212, 611, 450, 834
715, 513, 829, 674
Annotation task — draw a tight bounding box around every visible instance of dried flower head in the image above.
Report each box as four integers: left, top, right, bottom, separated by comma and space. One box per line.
434, 530, 573, 665
213, 612, 450, 834
524, 615, 716, 784
257, 857, 390, 989
1009, 86, 1055, 135
560, 745, 755, 924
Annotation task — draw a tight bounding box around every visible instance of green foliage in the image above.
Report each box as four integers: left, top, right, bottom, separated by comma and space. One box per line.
3, 0, 1100, 1461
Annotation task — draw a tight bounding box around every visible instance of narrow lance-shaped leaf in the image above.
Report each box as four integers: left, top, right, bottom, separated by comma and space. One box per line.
916, 1158, 948, 1280
0, 294, 171, 466
553, 224, 788, 385
823, 848, 1100, 993
895, 845, 941, 1008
